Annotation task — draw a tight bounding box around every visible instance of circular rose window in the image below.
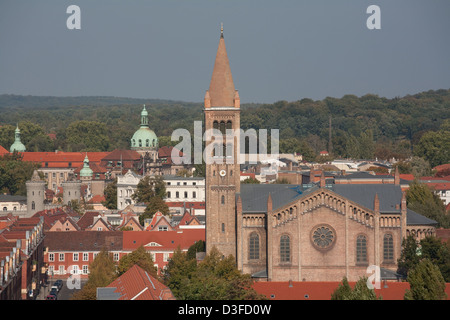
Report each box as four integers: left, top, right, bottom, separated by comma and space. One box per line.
311, 224, 336, 250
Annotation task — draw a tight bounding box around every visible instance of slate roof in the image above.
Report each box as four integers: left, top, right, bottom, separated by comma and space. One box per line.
239, 184, 316, 213
239, 183, 437, 226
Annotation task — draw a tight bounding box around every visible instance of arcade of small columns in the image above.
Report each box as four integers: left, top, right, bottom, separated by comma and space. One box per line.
241, 189, 435, 241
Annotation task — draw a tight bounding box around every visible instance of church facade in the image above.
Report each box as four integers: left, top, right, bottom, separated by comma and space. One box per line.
204, 28, 437, 282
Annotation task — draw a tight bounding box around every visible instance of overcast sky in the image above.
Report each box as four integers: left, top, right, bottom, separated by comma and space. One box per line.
1, 0, 450, 104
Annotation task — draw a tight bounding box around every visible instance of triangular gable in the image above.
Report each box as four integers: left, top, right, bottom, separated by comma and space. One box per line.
49, 217, 79, 232
151, 215, 174, 231
121, 216, 143, 231
89, 217, 111, 231
187, 216, 201, 226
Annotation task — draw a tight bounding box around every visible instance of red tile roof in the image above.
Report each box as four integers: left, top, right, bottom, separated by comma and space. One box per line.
0, 145, 8, 155
21, 151, 110, 168
107, 264, 175, 300
122, 229, 205, 251
253, 281, 450, 300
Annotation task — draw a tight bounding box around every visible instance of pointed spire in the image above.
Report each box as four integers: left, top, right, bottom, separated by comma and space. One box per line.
374, 193, 380, 213
208, 24, 236, 107
267, 193, 273, 213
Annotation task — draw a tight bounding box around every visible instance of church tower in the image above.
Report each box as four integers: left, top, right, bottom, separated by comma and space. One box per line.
204, 25, 241, 258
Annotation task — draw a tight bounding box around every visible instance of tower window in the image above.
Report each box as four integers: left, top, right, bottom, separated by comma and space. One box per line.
249, 232, 260, 260
280, 235, 291, 263
221, 195, 225, 205
356, 235, 367, 264
221, 223, 225, 233
383, 234, 394, 262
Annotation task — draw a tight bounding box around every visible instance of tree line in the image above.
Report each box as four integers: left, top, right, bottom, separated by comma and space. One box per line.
0, 89, 449, 166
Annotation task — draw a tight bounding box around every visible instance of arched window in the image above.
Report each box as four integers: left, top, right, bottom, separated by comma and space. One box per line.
152, 139, 156, 147
193, 191, 196, 199
138, 139, 142, 147
226, 120, 232, 131
146, 139, 149, 147
280, 235, 291, 263
220, 121, 226, 134
221, 195, 225, 205
356, 235, 367, 264
221, 223, 225, 233
32, 201, 35, 210
249, 233, 260, 260
213, 121, 219, 130
383, 234, 394, 262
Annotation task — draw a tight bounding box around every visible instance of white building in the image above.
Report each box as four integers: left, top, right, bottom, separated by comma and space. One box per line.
164, 175, 205, 205
117, 171, 205, 211
117, 170, 142, 210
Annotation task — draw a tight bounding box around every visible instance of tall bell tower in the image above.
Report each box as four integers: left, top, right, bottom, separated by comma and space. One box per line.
204, 25, 241, 258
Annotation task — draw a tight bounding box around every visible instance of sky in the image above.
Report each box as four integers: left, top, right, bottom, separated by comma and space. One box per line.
1, 0, 450, 104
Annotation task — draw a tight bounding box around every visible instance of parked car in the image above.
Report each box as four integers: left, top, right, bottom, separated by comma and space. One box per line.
54, 279, 63, 290
50, 288, 58, 296
46, 294, 57, 300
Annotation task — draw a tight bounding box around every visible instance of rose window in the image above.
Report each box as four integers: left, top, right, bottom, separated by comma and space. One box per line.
311, 225, 335, 250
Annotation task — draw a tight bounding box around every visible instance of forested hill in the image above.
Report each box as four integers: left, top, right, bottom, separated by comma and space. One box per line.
0, 89, 449, 166
0, 94, 188, 109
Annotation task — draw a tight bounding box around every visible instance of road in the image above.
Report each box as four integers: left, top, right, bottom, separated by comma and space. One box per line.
38, 278, 87, 300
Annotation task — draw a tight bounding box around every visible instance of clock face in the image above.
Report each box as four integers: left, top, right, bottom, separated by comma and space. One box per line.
219, 169, 226, 177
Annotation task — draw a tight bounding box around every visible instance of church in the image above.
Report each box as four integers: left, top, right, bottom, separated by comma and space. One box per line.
203, 27, 437, 282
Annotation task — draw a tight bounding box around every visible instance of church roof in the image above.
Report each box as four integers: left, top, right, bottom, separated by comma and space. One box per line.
239, 184, 311, 213
239, 183, 438, 226
208, 27, 235, 107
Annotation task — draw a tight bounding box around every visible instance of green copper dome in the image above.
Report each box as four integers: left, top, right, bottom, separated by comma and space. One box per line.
131, 105, 158, 150
10, 125, 26, 153
80, 154, 93, 177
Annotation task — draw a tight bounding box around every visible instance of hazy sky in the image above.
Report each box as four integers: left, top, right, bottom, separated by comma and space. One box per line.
1, 0, 450, 104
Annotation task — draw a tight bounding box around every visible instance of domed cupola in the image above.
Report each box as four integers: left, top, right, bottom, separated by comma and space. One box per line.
10, 124, 26, 153
130, 105, 158, 153
80, 154, 94, 178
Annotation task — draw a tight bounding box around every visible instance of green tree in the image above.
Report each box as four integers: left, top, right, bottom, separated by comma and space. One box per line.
71, 248, 117, 300
397, 235, 421, 278
0, 152, 40, 195
406, 180, 449, 228
418, 236, 450, 282
331, 276, 380, 300
241, 177, 260, 184
404, 259, 447, 300
414, 124, 450, 168
163, 246, 265, 300
162, 247, 199, 299
132, 175, 169, 224
102, 178, 117, 209
330, 277, 352, 300
66, 120, 110, 151
117, 246, 157, 277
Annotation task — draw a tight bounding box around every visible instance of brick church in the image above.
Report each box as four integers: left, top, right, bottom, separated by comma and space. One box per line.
204, 27, 437, 282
